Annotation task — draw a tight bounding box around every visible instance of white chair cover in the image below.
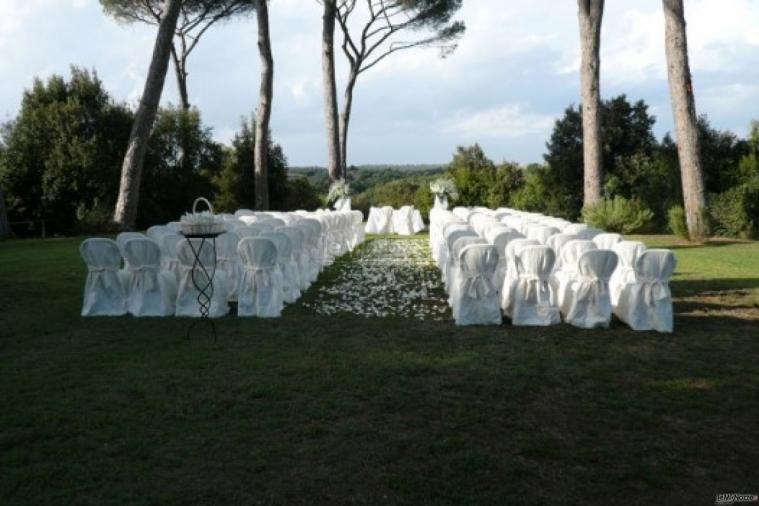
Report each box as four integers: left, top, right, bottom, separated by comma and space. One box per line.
526, 225, 560, 245
593, 233, 623, 250
438, 223, 471, 268
116, 232, 145, 270
391, 206, 415, 236
500, 238, 540, 314
489, 231, 522, 292
546, 233, 579, 262
510, 245, 560, 326
216, 231, 241, 301
575, 227, 604, 240
562, 249, 618, 328
614, 249, 676, 333
116, 232, 145, 252
300, 218, 324, 279
442, 229, 477, 286
277, 226, 309, 290
350, 210, 365, 250
146, 225, 171, 242
122, 238, 177, 316
412, 209, 425, 233
448, 236, 487, 303
174, 239, 230, 318
365, 206, 394, 234
484, 225, 517, 243
451, 244, 501, 326
80, 238, 127, 316
552, 239, 598, 312
609, 240, 647, 306
159, 233, 183, 283
237, 237, 284, 317
563, 223, 589, 236
261, 231, 301, 303
261, 218, 286, 229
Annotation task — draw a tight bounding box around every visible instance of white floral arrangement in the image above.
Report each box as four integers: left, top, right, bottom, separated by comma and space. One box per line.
327, 179, 350, 203
429, 177, 458, 200
180, 198, 224, 235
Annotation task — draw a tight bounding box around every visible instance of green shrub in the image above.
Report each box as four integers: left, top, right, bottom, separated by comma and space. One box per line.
414, 182, 433, 219
581, 196, 654, 234
667, 205, 689, 239
709, 181, 759, 239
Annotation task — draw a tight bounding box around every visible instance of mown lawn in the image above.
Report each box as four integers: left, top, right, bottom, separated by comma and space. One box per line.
1, 234, 757, 505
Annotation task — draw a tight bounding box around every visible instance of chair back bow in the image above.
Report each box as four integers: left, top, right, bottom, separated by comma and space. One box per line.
520, 274, 552, 305
88, 266, 119, 290
639, 276, 670, 306
575, 276, 608, 304
244, 265, 271, 288
462, 271, 495, 299
130, 265, 158, 290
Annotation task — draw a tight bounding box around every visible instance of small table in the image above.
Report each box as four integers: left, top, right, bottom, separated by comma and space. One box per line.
180, 232, 221, 342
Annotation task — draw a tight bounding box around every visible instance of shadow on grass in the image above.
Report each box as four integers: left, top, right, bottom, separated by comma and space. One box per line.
665, 240, 753, 250
672, 278, 759, 296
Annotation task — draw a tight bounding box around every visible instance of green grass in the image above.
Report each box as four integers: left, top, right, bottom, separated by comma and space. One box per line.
1, 234, 757, 505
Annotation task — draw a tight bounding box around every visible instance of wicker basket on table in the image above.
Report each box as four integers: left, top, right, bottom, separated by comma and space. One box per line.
180, 197, 225, 236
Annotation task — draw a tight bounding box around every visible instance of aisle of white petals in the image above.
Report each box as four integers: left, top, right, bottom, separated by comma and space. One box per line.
299, 238, 451, 320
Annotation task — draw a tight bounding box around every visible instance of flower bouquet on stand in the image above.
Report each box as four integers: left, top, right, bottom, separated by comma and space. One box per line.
328, 179, 351, 211
429, 177, 458, 211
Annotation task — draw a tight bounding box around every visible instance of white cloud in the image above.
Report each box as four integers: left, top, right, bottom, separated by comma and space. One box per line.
441, 104, 555, 139
0, 0, 757, 166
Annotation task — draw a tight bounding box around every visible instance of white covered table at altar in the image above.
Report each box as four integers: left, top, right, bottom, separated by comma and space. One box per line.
365, 206, 425, 235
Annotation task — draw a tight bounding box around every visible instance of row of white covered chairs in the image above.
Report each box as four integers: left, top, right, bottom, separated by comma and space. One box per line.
81, 210, 364, 318
430, 206, 676, 332
365, 206, 425, 235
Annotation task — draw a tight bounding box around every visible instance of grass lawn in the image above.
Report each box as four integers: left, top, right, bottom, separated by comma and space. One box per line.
1, 233, 757, 505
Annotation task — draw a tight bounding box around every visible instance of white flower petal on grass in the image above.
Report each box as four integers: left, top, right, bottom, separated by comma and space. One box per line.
302, 238, 451, 321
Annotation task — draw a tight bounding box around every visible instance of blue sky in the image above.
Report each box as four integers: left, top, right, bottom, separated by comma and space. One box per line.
1, 0, 757, 166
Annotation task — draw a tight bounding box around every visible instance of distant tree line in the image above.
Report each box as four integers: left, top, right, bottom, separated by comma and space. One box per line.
0, 68, 320, 236
378, 95, 755, 237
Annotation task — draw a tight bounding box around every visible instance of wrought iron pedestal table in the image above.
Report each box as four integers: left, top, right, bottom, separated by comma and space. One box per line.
181, 231, 221, 342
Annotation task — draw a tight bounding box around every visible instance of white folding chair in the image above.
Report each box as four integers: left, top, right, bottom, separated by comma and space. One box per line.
614, 249, 676, 333
593, 233, 623, 250
609, 241, 647, 306
562, 249, 618, 328
122, 238, 177, 316
237, 237, 284, 317
552, 240, 598, 312
510, 245, 560, 326
80, 238, 127, 316
500, 238, 540, 315
261, 231, 300, 303
216, 231, 241, 301
452, 244, 502, 326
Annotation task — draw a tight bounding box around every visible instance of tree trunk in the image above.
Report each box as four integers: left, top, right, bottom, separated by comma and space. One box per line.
321, 0, 342, 181
170, 45, 190, 110
339, 69, 358, 179
663, 0, 708, 241
254, 0, 273, 210
0, 189, 11, 240
578, 0, 604, 209
113, 0, 182, 231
